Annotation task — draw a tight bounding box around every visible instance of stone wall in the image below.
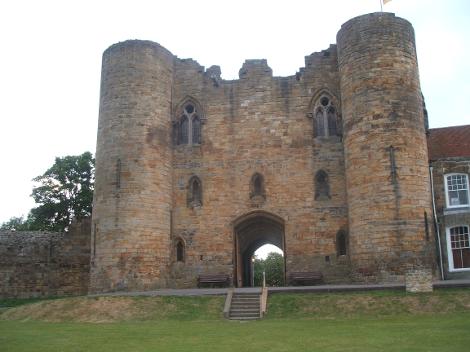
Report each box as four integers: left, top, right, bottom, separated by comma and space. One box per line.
405, 267, 433, 293
0, 219, 91, 298
170, 45, 348, 288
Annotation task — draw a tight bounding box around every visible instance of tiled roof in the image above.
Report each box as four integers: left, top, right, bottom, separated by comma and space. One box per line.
427, 125, 470, 160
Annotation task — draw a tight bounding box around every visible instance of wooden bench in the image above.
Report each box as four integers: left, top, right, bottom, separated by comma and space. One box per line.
197, 274, 230, 288
289, 272, 323, 286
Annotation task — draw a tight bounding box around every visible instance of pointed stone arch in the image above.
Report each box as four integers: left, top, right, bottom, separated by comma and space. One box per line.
174, 96, 205, 120
308, 88, 340, 112
187, 175, 202, 207
232, 210, 286, 287
174, 96, 204, 145
315, 169, 330, 200
308, 88, 342, 138
174, 236, 186, 262
336, 228, 349, 257
250, 172, 266, 199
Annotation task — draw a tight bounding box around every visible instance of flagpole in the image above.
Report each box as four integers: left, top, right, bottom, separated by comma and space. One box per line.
380, 0, 383, 12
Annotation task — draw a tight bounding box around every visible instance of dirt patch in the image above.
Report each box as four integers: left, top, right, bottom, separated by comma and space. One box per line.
0, 297, 140, 323
0, 295, 225, 323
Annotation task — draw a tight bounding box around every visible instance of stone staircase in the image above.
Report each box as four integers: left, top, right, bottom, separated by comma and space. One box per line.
228, 291, 261, 320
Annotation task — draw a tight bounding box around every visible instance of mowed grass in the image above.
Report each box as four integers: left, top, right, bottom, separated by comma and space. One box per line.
1, 289, 470, 352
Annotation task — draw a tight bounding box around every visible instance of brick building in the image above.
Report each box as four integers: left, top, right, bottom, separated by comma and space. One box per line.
428, 125, 470, 280
89, 12, 436, 293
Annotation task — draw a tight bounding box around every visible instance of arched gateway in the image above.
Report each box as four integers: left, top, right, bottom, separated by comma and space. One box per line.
233, 211, 286, 287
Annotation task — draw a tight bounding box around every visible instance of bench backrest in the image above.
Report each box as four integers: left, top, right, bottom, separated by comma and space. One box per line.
198, 274, 229, 282
289, 272, 323, 279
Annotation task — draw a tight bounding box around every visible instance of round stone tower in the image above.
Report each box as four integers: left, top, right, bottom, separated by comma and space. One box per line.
337, 13, 432, 279
90, 41, 174, 293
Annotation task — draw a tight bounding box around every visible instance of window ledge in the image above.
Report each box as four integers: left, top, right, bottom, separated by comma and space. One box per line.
314, 136, 342, 142
449, 267, 470, 273
443, 207, 470, 215
175, 144, 201, 148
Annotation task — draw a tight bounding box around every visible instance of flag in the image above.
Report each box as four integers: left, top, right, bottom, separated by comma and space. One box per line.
383, 0, 392, 4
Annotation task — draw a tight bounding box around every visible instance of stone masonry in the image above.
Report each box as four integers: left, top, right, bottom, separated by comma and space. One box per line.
90, 12, 434, 293
405, 267, 433, 293
0, 219, 91, 298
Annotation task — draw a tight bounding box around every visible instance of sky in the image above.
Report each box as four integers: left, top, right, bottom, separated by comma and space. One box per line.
0, 0, 469, 226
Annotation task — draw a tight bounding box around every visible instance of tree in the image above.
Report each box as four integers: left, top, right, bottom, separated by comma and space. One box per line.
1, 152, 95, 232
253, 257, 265, 286
0, 216, 30, 231
264, 252, 285, 286
29, 152, 95, 231
253, 252, 285, 287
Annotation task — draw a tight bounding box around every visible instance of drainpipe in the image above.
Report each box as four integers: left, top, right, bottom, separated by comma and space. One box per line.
430, 166, 445, 280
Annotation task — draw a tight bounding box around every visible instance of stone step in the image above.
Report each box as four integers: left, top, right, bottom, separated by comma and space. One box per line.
229, 313, 259, 318
231, 302, 259, 307
230, 306, 260, 311
231, 296, 259, 300
232, 297, 260, 301
230, 316, 260, 320
230, 312, 260, 316
231, 302, 259, 306
232, 298, 259, 301
228, 292, 262, 321
229, 316, 259, 320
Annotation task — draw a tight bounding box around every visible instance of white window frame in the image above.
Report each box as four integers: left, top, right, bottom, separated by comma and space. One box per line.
446, 225, 470, 272
444, 173, 470, 209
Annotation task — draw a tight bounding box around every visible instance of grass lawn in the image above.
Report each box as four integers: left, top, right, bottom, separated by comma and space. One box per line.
1, 289, 470, 351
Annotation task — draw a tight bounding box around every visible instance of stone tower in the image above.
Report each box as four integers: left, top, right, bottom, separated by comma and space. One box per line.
337, 13, 433, 278
90, 41, 174, 292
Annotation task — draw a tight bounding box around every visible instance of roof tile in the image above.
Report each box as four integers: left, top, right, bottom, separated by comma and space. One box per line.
427, 125, 470, 160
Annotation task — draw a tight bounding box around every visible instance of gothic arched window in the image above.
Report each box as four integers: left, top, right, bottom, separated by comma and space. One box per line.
176, 240, 185, 262
315, 108, 325, 137
250, 173, 265, 199
192, 115, 201, 144
336, 230, 348, 257
315, 170, 330, 200
177, 101, 202, 145
314, 95, 338, 138
188, 176, 202, 207
327, 106, 337, 136
179, 115, 189, 145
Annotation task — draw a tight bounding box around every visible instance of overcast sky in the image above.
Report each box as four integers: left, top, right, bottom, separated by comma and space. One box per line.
0, 0, 469, 225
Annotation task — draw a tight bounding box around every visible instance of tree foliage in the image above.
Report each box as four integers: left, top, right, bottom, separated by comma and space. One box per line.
254, 252, 285, 287
1, 152, 95, 232
0, 216, 31, 231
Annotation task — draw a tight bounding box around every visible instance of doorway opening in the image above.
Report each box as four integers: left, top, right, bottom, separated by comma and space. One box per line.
233, 211, 285, 287
253, 244, 284, 286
